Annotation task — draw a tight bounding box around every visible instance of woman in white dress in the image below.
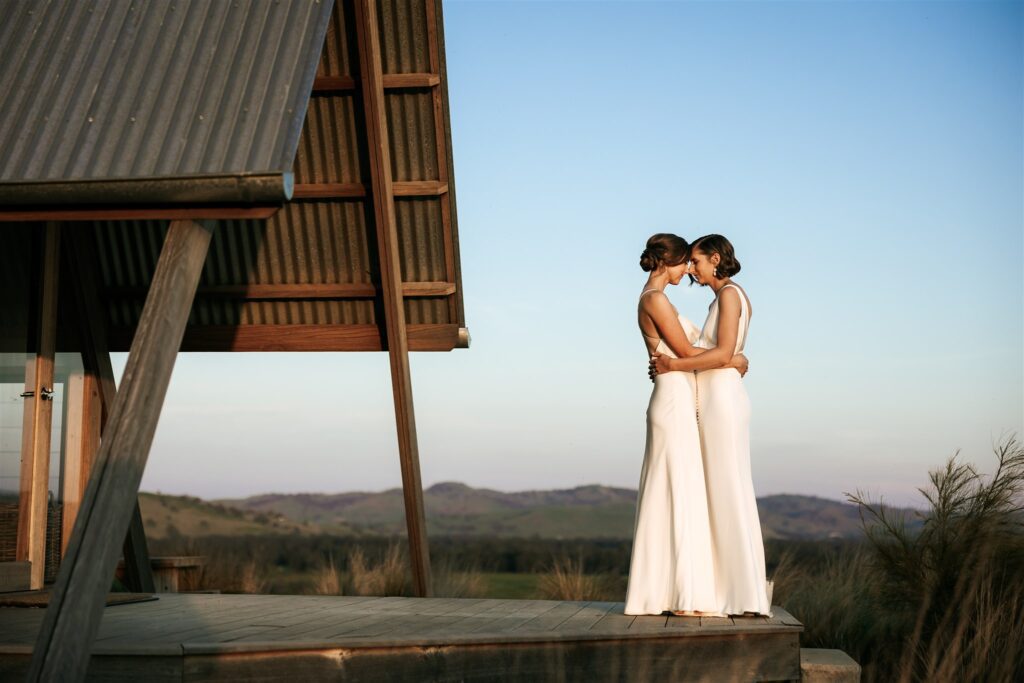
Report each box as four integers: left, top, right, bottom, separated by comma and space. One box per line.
624, 234, 749, 617
650, 234, 772, 617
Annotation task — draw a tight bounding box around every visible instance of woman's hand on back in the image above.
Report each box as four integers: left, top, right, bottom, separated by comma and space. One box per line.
648, 352, 675, 381
730, 353, 749, 377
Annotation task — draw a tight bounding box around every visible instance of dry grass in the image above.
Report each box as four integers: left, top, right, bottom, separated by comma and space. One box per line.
172, 536, 491, 599
537, 550, 621, 601
772, 542, 903, 671
908, 559, 1024, 683
309, 542, 490, 598
775, 434, 1024, 682
430, 555, 488, 598
237, 558, 268, 594
346, 540, 413, 597
312, 553, 343, 596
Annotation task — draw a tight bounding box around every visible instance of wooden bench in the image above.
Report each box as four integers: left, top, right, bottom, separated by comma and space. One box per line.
115, 556, 204, 593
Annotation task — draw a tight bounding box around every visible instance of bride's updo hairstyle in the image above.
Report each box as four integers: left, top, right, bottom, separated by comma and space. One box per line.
640, 233, 690, 272
690, 234, 741, 278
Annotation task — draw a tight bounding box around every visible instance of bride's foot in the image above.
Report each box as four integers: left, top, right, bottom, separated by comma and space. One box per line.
670, 609, 704, 617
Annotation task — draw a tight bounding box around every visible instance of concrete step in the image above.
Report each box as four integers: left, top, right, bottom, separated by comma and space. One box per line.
801, 648, 861, 682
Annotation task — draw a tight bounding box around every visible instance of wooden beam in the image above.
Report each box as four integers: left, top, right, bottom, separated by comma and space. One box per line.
291, 181, 447, 199
311, 73, 440, 92
28, 219, 214, 682
312, 75, 357, 91
106, 281, 456, 300
402, 281, 456, 297
393, 181, 448, 197
16, 222, 59, 590
292, 182, 366, 199
354, 0, 432, 598
0, 205, 279, 222
383, 72, 440, 88
60, 371, 88, 557
59, 371, 101, 557
65, 228, 155, 593
110, 323, 463, 352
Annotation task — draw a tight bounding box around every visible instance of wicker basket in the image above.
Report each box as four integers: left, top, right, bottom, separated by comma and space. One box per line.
0, 499, 64, 583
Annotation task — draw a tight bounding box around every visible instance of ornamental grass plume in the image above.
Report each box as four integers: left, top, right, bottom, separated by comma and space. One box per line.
312, 552, 343, 595
843, 434, 1024, 682
346, 540, 413, 596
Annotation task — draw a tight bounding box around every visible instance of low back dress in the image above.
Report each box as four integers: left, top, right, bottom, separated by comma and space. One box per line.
624, 289, 722, 616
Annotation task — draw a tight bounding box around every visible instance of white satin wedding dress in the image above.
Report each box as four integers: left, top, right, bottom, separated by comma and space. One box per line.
695, 283, 773, 616
624, 290, 722, 616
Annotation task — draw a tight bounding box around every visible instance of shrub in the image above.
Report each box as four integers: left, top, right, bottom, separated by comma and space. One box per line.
840, 435, 1024, 682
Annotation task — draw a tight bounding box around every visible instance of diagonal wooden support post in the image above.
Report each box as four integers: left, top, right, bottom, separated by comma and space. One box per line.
28, 219, 213, 682
64, 227, 155, 594
354, 0, 433, 597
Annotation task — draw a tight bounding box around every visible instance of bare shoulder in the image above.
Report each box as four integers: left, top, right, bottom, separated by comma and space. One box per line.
724, 282, 752, 316
639, 289, 671, 311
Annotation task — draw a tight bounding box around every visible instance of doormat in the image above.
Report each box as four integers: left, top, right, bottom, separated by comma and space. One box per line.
0, 591, 158, 608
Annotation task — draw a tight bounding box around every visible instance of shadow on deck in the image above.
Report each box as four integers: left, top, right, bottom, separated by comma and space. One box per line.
0, 594, 803, 681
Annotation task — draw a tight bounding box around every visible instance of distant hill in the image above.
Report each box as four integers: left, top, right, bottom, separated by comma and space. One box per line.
138, 492, 365, 540
201, 482, 910, 540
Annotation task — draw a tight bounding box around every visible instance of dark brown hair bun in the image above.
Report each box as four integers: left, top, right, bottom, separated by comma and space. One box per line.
691, 234, 741, 277
640, 233, 690, 272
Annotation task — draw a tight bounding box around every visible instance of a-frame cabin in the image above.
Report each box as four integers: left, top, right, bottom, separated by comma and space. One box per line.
0, 0, 465, 678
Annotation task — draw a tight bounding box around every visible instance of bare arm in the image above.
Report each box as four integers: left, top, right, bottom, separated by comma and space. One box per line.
641, 291, 704, 358
658, 287, 742, 372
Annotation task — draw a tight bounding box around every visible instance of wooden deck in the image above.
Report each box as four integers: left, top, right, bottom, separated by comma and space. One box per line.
0, 594, 804, 681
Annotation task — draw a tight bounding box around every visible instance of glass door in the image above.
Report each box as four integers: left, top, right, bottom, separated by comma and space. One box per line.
0, 223, 67, 591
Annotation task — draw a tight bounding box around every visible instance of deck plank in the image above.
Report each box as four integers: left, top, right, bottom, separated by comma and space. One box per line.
412, 598, 527, 636
665, 614, 701, 631
589, 606, 637, 634
767, 605, 803, 627
263, 596, 419, 641
509, 600, 591, 632
699, 615, 735, 631
97, 595, 323, 643
338, 598, 485, 639
463, 598, 566, 634
554, 600, 620, 631
629, 614, 670, 632
0, 596, 803, 681
225, 599, 382, 642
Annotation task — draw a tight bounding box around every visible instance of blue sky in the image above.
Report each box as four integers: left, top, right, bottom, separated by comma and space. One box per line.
126, 0, 1023, 508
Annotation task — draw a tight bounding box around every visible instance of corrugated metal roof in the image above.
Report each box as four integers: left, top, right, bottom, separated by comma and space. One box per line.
0, 0, 466, 352
0, 0, 334, 204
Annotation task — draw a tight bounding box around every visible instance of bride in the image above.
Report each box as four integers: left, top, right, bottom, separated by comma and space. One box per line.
650, 234, 772, 617
624, 233, 748, 617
